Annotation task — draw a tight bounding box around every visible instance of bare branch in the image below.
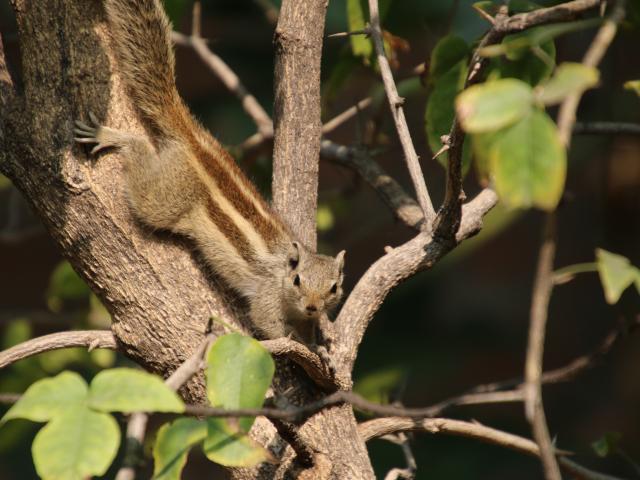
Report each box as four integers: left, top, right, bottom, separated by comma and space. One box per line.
382, 432, 417, 480
501, 0, 601, 32
171, 31, 273, 137
557, 1, 626, 146
359, 417, 624, 480
573, 121, 640, 135
524, 215, 560, 480
322, 98, 373, 135
320, 141, 424, 230
366, 0, 436, 225
0, 330, 118, 369
262, 337, 339, 390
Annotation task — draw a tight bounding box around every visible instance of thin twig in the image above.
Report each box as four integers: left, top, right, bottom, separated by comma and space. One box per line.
0, 330, 118, 369
524, 214, 561, 480
557, 1, 626, 146
573, 121, 640, 135
382, 432, 417, 480
426, 317, 637, 417
359, 417, 625, 480
366, 0, 436, 225
171, 31, 273, 137
322, 97, 373, 134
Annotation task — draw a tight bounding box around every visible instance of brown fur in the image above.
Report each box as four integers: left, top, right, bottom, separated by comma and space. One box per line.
75, 0, 346, 343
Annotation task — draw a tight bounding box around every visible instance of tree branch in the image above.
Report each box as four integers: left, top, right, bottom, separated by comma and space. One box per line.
524, 215, 561, 480
271, 0, 328, 247
557, 1, 626, 147
358, 417, 624, 480
573, 121, 640, 136
171, 31, 273, 137
0, 330, 118, 369
366, 0, 435, 225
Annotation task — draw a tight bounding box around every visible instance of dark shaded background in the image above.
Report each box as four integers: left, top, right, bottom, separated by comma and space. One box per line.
0, 0, 638, 478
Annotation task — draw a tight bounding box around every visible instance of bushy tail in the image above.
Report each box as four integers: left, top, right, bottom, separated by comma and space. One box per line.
104, 0, 187, 139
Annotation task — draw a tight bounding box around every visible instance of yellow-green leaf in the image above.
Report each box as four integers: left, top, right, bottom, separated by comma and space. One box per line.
486, 109, 566, 210
207, 334, 274, 432
456, 79, 533, 133
153, 418, 207, 480
203, 418, 274, 467
2, 371, 88, 424
32, 408, 119, 480
347, 0, 372, 61
88, 368, 184, 413
624, 80, 640, 96
536, 62, 599, 105
595, 249, 637, 304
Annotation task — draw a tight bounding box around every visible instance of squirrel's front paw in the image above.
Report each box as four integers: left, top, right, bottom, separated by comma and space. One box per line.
313, 344, 336, 377
74, 112, 112, 155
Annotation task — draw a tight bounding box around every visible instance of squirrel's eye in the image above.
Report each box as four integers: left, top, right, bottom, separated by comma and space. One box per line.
330, 283, 338, 294
293, 274, 301, 287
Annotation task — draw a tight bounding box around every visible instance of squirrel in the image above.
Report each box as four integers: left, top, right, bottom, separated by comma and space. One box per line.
74, 0, 345, 347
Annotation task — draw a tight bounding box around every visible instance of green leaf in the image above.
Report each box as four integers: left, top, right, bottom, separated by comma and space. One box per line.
88, 368, 184, 413
354, 367, 406, 403
153, 418, 207, 480
32, 408, 119, 480
456, 79, 533, 133
2, 371, 88, 424
347, 0, 372, 62
46, 261, 90, 312
624, 80, 640, 96
592, 432, 622, 458
490, 38, 556, 86
536, 63, 599, 105
203, 418, 274, 467
2, 318, 32, 349
425, 59, 472, 172
596, 249, 637, 304
429, 35, 469, 82
483, 109, 566, 210
207, 334, 274, 432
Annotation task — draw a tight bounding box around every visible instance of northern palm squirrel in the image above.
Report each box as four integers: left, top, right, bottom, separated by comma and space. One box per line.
74, 0, 345, 346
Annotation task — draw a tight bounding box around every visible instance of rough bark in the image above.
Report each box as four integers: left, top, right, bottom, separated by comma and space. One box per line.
2, 0, 373, 478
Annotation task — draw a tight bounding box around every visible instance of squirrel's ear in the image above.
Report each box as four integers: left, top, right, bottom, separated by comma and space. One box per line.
335, 250, 346, 273
288, 242, 301, 270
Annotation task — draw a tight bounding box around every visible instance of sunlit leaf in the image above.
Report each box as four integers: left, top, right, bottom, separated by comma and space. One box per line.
153, 418, 207, 480
317, 205, 335, 232
536, 63, 599, 105
88, 368, 184, 413
596, 249, 637, 304
347, 0, 372, 62
483, 109, 566, 210
354, 367, 406, 403
32, 408, 119, 480
2, 319, 32, 349
1, 371, 88, 424
207, 334, 274, 432
456, 79, 533, 133
203, 418, 274, 467
624, 80, 640, 96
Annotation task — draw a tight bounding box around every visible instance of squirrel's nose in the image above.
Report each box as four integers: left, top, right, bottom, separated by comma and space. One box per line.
305, 305, 318, 313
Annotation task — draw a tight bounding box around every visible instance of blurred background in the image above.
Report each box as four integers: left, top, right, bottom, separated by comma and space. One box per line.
0, 0, 639, 478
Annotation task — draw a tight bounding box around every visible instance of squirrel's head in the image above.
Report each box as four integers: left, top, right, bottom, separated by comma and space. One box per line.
282, 241, 345, 320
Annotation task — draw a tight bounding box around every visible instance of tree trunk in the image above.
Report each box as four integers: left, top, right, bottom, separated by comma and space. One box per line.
0, 0, 374, 477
